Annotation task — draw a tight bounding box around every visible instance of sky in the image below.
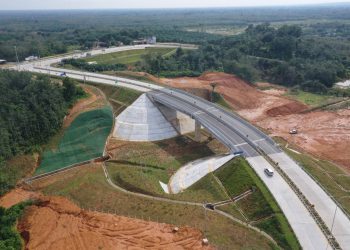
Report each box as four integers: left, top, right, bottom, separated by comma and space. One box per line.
1, 0, 349, 10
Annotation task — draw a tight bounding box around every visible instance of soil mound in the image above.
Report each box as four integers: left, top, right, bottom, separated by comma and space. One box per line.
266, 102, 308, 117
0, 188, 41, 209
158, 72, 350, 170
18, 196, 213, 250
160, 72, 264, 109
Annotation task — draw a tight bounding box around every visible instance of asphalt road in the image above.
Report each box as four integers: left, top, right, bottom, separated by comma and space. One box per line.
11, 45, 350, 249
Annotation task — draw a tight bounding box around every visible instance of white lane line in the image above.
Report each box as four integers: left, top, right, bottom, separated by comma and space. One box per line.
234, 142, 248, 147
193, 110, 204, 115
207, 107, 218, 112
254, 138, 265, 143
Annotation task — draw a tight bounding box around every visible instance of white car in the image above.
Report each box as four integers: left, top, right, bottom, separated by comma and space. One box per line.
264, 168, 274, 177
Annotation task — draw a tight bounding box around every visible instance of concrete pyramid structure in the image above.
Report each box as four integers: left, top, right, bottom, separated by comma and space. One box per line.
113, 94, 178, 141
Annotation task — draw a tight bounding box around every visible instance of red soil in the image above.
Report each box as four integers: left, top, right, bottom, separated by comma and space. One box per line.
159, 72, 350, 171
16, 195, 213, 250
0, 188, 42, 209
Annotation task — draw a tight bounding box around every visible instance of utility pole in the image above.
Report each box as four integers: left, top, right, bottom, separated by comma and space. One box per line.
326, 205, 338, 250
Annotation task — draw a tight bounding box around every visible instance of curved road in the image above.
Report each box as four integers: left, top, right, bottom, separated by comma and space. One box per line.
12, 45, 350, 250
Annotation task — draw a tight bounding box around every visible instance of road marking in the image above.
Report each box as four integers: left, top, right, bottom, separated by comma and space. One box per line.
193, 110, 204, 115
207, 107, 218, 112
234, 142, 248, 147
253, 138, 265, 143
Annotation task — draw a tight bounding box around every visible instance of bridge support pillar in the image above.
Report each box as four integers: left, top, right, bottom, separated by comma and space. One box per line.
195, 120, 201, 142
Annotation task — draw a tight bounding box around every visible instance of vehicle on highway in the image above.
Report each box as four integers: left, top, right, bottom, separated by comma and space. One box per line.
60, 72, 67, 77
264, 168, 274, 177
233, 151, 244, 156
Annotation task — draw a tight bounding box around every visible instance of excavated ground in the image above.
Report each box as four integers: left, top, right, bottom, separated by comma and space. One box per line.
1, 190, 212, 250
158, 72, 350, 171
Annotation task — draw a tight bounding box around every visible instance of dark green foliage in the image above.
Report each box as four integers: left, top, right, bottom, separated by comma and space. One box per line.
145, 23, 349, 93
0, 201, 34, 250
61, 59, 127, 72
0, 71, 83, 160
257, 216, 292, 250
63, 77, 77, 102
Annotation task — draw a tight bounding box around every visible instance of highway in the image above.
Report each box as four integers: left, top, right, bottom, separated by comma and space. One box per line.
11, 45, 350, 249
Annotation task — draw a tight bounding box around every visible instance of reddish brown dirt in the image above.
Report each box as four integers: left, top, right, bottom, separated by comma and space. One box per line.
259, 109, 350, 170
158, 72, 350, 171
63, 85, 106, 127
0, 188, 42, 209
17, 196, 213, 250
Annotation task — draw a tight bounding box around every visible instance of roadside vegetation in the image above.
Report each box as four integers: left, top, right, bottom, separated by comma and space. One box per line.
103, 131, 298, 249
0, 200, 34, 250
105, 134, 228, 203
84, 47, 176, 65
215, 158, 300, 250
140, 24, 349, 95
285, 89, 343, 107
274, 137, 350, 216
35, 106, 113, 175
37, 164, 276, 250
0, 71, 85, 195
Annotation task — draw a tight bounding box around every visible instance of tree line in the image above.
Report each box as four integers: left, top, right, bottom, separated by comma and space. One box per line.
0, 71, 84, 160
140, 24, 350, 94
0, 200, 34, 250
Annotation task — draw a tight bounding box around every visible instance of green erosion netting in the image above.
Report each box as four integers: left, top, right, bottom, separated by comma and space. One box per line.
35, 106, 113, 175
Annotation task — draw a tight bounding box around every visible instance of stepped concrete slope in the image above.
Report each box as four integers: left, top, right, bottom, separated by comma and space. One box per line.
167, 154, 235, 194
158, 105, 195, 134
113, 94, 178, 141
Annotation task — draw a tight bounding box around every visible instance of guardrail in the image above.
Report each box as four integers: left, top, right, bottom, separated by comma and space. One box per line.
168, 87, 278, 147
257, 148, 341, 250
285, 149, 350, 221
150, 90, 342, 249
24, 155, 107, 183
30, 66, 348, 248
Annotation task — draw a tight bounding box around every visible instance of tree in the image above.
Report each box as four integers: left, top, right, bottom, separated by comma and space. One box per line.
62, 77, 77, 102
210, 82, 218, 102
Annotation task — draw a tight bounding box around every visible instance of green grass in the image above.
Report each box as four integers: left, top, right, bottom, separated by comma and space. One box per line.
84, 48, 176, 65
40, 165, 276, 250
285, 90, 340, 107
215, 157, 300, 250
35, 106, 113, 175
106, 163, 228, 203
0, 154, 37, 196
274, 137, 350, 216
212, 92, 232, 110
105, 139, 298, 249
88, 84, 141, 105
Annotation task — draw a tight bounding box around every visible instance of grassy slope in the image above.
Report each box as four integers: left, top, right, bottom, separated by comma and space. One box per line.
40, 165, 275, 250
0, 155, 37, 196
215, 158, 300, 250
35, 106, 113, 175
274, 137, 350, 215
84, 48, 176, 65
285, 90, 341, 107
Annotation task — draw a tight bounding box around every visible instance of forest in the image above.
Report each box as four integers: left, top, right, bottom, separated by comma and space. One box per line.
0, 71, 84, 160
0, 71, 84, 195
1, 4, 350, 61
140, 23, 350, 93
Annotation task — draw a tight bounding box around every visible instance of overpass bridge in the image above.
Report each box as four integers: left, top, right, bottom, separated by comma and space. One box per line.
10, 45, 350, 250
